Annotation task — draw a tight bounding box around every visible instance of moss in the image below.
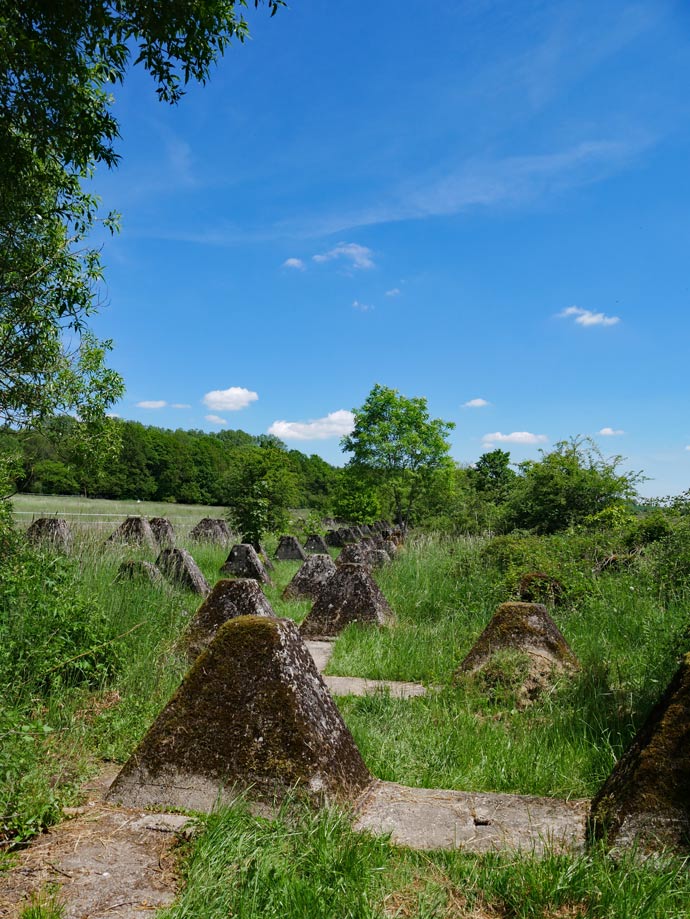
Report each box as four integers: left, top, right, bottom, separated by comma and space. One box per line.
110, 616, 371, 807
589, 653, 690, 853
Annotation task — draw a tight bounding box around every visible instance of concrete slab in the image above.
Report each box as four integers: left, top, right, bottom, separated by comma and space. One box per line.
354, 781, 588, 855
324, 675, 427, 698
305, 639, 335, 672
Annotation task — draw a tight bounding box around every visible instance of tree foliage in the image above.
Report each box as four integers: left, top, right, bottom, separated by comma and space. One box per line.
341, 384, 455, 528
499, 437, 642, 534
0, 0, 282, 427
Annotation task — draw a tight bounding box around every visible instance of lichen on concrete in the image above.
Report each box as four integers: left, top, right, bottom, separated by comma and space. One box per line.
183, 578, 276, 660
106, 616, 372, 811
454, 602, 579, 702
221, 543, 271, 583
107, 516, 157, 551
157, 547, 210, 595
282, 554, 337, 601
275, 535, 307, 561
589, 652, 690, 856
26, 517, 72, 552
299, 563, 395, 639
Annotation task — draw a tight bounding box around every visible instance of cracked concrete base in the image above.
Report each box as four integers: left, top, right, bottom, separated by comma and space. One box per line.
354, 781, 588, 855
0, 769, 193, 919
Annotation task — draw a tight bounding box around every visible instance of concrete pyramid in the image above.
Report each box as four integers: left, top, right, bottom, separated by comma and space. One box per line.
157, 548, 210, 595
305, 534, 329, 554
184, 578, 276, 660
589, 652, 690, 855
282, 554, 337, 601
116, 560, 162, 585
26, 517, 72, 552
190, 517, 232, 545
337, 543, 371, 567
455, 602, 579, 699
275, 535, 307, 561
107, 516, 157, 551
221, 543, 271, 583
106, 616, 372, 810
299, 563, 395, 639
325, 529, 345, 548
149, 517, 175, 547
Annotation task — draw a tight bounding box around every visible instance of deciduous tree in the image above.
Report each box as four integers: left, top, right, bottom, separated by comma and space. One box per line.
341, 384, 455, 529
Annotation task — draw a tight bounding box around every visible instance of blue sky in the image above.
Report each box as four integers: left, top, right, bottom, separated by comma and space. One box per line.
91, 0, 690, 498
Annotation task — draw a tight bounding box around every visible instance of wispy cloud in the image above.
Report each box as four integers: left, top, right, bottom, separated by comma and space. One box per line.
205, 414, 227, 426
202, 387, 259, 411
385, 288, 401, 297
171, 403, 191, 409
268, 409, 355, 441
137, 400, 167, 409
352, 300, 374, 312
313, 242, 375, 270
598, 427, 624, 436
559, 306, 620, 327
483, 431, 548, 445
463, 398, 490, 408
283, 257, 305, 270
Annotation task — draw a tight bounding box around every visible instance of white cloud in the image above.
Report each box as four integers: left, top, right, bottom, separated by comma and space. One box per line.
283, 257, 305, 270
598, 427, 624, 436
482, 431, 548, 445
106, 412, 120, 418
137, 400, 167, 409
559, 306, 620, 327
268, 409, 355, 441
463, 398, 490, 408
313, 242, 375, 270
352, 300, 374, 312
202, 387, 259, 411
171, 403, 191, 409
386, 288, 401, 297
205, 414, 227, 426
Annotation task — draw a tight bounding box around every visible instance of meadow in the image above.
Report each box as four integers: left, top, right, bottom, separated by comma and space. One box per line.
2, 498, 689, 918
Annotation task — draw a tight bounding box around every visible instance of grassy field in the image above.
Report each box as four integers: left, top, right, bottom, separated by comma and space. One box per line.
12, 494, 227, 538
2, 509, 689, 918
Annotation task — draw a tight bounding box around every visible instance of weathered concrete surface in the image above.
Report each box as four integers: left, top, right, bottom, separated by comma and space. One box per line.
300, 563, 395, 639
149, 516, 175, 547
107, 516, 157, 551
26, 517, 72, 551
275, 535, 307, 561
304, 639, 335, 672
0, 769, 189, 919
107, 617, 372, 811
221, 543, 271, 583
589, 651, 690, 856
190, 517, 232, 545
116, 559, 162, 585
157, 547, 210, 595
305, 534, 330, 554
183, 578, 276, 660
324, 675, 427, 699
282, 553, 337, 601
355, 781, 588, 855
337, 543, 372, 567
455, 602, 579, 704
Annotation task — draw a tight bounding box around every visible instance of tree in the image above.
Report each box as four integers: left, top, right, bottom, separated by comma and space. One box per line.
0, 0, 283, 427
499, 437, 642, 534
341, 384, 455, 529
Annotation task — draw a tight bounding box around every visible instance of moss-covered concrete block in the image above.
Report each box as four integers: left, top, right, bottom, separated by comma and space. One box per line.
282, 554, 337, 601
106, 616, 372, 811
221, 543, 271, 583
275, 535, 307, 561
299, 563, 395, 639
183, 578, 276, 660
455, 602, 579, 702
589, 652, 690, 856
157, 548, 210, 595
